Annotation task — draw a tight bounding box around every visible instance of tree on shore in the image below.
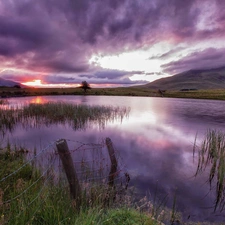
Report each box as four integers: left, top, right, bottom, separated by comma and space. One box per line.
80, 81, 91, 93
14, 85, 21, 88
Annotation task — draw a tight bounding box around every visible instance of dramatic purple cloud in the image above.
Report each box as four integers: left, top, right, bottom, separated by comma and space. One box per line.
162, 47, 225, 74
0, 0, 225, 87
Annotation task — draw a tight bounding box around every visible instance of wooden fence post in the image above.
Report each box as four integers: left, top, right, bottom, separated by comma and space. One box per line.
106, 137, 118, 186
56, 139, 81, 207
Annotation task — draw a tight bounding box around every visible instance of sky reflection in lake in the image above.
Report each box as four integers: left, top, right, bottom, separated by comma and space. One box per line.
3, 95, 225, 222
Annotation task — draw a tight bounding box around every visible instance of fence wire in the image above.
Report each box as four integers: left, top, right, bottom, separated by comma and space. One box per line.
0, 137, 130, 222
55, 138, 130, 192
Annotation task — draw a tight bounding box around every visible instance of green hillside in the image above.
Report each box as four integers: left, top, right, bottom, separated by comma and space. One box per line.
142, 67, 225, 90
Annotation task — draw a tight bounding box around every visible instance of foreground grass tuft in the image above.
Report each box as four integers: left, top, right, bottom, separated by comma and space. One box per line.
0, 143, 161, 225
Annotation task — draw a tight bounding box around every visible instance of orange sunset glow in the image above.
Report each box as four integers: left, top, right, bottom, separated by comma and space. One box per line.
22, 79, 42, 87
30, 96, 46, 104
1, 0, 225, 88
22, 79, 80, 88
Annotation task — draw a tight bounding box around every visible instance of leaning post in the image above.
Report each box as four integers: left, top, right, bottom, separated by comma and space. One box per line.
56, 139, 81, 207
106, 137, 118, 187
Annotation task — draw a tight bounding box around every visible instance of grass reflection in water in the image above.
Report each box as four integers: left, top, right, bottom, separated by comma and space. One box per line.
0, 101, 130, 135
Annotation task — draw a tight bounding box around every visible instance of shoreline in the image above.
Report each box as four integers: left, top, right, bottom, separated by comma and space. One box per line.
1, 87, 225, 101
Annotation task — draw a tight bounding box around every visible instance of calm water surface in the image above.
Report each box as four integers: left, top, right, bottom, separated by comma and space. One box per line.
4, 95, 225, 222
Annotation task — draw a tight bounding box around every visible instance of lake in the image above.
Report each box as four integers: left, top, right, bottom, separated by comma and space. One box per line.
3, 95, 225, 223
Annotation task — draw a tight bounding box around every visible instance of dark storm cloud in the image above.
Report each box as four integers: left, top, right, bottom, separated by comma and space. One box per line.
43, 69, 143, 84
46, 61, 89, 73
44, 72, 146, 86
0, 0, 225, 85
162, 48, 225, 74
0, 16, 50, 49
0, 0, 92, 73
1, 66, 146, 86
0, 0, 200, 54
0, 73, 29, 83
80, 69, 146, 85
42, 75, 146, 86
152, 47, 185, 60
146, 72, 164, 76
42, 75, 79, 84
88, 70, 138, 80
89, 78, 146, 85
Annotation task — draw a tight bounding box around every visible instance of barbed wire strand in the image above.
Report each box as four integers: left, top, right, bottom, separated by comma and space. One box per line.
13, 169, 56, 220
1, 153, 57, 205
0, 142, 55, 183
1, 138, 130, 224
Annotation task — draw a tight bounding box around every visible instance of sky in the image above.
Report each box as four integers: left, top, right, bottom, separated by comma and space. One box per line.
0, 0, 225, 88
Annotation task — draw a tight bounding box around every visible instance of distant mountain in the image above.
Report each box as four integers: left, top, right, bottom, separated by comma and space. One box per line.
142, 67, 225, 90
0, 77, 24, 87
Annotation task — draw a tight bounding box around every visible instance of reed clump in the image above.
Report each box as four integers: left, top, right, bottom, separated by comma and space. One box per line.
0, 102, 129, 134
194, 129, 225, 211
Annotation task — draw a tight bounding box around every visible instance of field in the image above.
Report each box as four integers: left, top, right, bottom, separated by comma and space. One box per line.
164, 89, 225, 100
1, 86, 225, 100
0, 86, 158, 97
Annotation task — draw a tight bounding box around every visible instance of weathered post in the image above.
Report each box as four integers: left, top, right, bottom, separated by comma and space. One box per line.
56, 139, 81, 207
106, 137, 118, 186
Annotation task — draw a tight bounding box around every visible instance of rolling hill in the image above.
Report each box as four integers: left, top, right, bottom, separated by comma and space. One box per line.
0, 77, 24, 88
142, 67, 225, 90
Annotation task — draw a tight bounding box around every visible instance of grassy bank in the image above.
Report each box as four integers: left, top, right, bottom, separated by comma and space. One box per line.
2, 86, 225, 100
0, 145, 160, 225
1, 142, 223, 225
163, 89, 225, 100
0, 86, 159, 98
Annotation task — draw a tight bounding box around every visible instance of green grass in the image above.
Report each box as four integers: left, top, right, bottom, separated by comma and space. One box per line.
98, 208, 158, 225
0, 145, 160, 225
0, 86, 160, 97
164, 89, 225, 100
2, 86, 225, 100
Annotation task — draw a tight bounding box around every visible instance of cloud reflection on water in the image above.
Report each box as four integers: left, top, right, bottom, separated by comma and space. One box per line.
3, 95, 225, 222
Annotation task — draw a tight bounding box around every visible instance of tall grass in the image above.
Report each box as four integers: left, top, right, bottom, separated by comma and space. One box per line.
194, 129, 225, 211
0, 102, 129, 134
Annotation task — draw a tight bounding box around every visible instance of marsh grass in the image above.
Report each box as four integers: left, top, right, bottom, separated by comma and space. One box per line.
0, 101, 129, 134
194, 129, 225, 211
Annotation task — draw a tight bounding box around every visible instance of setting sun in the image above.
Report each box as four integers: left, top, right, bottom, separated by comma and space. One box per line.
21, 79, 79, 88
22, 79, 43, 87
